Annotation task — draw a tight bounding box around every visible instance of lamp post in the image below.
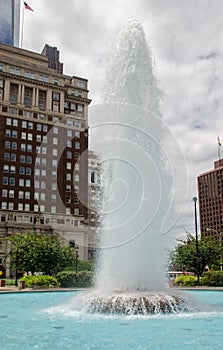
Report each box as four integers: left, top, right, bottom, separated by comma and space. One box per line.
75, 246, 79, 274
193, 197, 200, 285
206, 228, 223, 272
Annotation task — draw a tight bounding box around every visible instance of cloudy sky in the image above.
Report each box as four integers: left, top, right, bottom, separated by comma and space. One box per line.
22, 0, 223, 236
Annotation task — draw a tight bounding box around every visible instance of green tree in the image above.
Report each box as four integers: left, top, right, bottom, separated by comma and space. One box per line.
5, 231, 75, 276
170, 233, 223, 276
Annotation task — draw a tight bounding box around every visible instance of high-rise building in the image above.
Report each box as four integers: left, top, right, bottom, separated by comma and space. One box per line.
0, 43, 92, 275
0, 0, 21, 47
41, 44, 63, 74
198, 158, 223, 238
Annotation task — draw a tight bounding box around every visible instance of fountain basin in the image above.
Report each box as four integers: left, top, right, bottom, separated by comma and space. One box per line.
85, 291, 193, 315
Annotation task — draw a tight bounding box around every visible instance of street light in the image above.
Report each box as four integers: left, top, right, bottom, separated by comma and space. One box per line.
75, 246, 79, 274
193, 197, 200, 285
206, 228, 223, 272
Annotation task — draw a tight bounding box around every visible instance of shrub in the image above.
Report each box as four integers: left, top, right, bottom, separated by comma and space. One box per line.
202, 271, 223, 286
174, 275, 198, 286
56, 271, 94, 288
20, 275, 60, 288
5, 279, 16, 286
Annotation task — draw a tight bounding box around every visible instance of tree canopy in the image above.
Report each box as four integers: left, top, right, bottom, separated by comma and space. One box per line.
5, 231, 76, 275
169, 233, 223, 276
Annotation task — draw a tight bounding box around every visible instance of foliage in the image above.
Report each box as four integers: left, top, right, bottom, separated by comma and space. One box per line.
20, 275, 60, 288
65, 260, 95, 272
5, 279, 15, 286
5, 231, 76, 275
202, 271, 223, 287
174, 275, 199, 286
56, 271, 94, 288
170, 233, 223, 276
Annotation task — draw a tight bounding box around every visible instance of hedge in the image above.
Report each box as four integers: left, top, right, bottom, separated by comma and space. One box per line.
20, 275, 60, 288
56, 271, 94, 288
202, 271, 223, 286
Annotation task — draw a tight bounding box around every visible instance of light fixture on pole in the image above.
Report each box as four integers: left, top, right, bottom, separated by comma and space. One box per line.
193, 197, 200, 285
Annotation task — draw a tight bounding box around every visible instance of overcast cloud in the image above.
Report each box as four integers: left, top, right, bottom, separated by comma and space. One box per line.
22, 0, 223, 237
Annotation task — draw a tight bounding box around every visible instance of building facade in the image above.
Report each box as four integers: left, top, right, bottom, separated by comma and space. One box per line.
0, 0, 21, 47
198, 158, 223, 239
0, 43, 91, 275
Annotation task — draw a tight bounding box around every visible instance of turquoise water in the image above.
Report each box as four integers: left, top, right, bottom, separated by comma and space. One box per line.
1, 290, 223, 350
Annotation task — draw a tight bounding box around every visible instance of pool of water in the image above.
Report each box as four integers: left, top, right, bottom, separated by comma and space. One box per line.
1, 290, 223, 350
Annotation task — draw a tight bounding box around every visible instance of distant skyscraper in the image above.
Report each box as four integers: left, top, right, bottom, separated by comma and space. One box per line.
41, 44, 64, 74
0, 0, 21, 47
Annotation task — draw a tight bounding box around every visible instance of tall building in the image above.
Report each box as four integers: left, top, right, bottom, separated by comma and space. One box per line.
41, 44, 63, 74
0, 43, 91, 275
0, 0, 21, 47
198, 158, 223, 238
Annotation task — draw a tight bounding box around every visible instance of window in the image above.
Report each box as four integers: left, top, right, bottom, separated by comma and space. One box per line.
28, 133, 32, 140
37, 123, 42, 131
26, 179, 31, 187
20, 155, 25, 163
75, 142, 80, 149
25, 192, 30, 199
36, 135, 41, 142
41, 169, 46, 177
28, 122, 33, 129
2, 189, 7, 197
21, 143, 26, 151
18, 191, 24, 199
41, 181, 46, 189
3, 165, 9, 172
34, 205, 39, 212
11, 142, 17, 150
67, 140, 72, 148
76, 121, 80, 128
18, 202, 23, 211
8, 202, 14, 210
53, 92, 59, 100
67, 151, 72, 159
42, 147, 47, 154
53, 126, 58, 134
26, 156, 32, 164
66, 173, 71, 181
11, 154, 16, 161
52, 149, 58, 156
51, 183, 57, 190
6, 118, 12, 125
3, 177, 8, 185
36, 146, 41, 153
35, 181, 40, 188
36, 157, 41, 165
19, 179, 24, 186
42, 158, 47, 166
35, 169, 40, 176
66, 185, 71, 192
5, 129, 11, 137
74, 185, 79, 193
52, 159, 57, 167
40, 193, 46, 201
21, 132, 26, 139
5, 141, 10, 149
42, 136, 47, 143
9, 190, 15, 198
52, 171, 57, 179
66, 162, 71, 169
74, 174, 79, 182
51, 206, 56, 213
66, 208, 71, 215
9, 178, 15, 186
74, 197, 79, 204
67, 130, 72, 137
70, 103, 75, 110
77, 104, 83, 112
4, 153, 10, 161
74, 152, 80, 159
10, 166, 16, 174
24, 204, 30, 211
51, 194, 56, 202
13, 119, 18, 127
1, 202, 7, 210
26, 168, 31, 175
75, 131, 80, 138
75, 163, 80, 171
53, 102, 59, 112
27, 145, 32, 152
53, 117, 59, 123
53, 138, 58, 145
34, 192, 39, 200
74, 208, 79, 216
22, 121, 27, 128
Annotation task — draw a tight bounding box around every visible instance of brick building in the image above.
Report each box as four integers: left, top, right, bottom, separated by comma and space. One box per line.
0, 43, 91, 274
198, 158, 223, 238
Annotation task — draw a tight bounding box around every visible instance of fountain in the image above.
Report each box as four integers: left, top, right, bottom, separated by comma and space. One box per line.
82, 19, 189, 315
